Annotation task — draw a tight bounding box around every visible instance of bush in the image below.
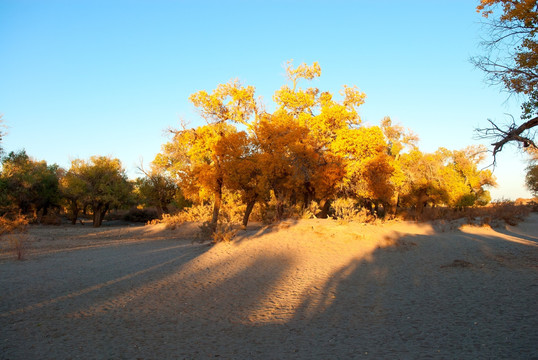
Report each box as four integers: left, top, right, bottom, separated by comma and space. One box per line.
331, 198, 358, 222
157, 213, 185, 229
0, 213, 29, 235
198, 221, 238, 243
123, 208, 160, 223
399, 200, 532, 227
289, 201, 320, 220
0, 213, 29, 260
183, 204, 213, 222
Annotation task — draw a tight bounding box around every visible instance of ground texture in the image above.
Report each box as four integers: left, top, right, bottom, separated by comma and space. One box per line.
1, 216, 537, 359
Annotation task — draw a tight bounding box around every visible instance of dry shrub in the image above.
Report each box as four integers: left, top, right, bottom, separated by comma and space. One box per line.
0, 213, 29, 260
0, 213, 29, 235
152, 204, 213, 229
401, 200, 532, 227
355, 207, 378, 224
183, 204, 213, 222
123, 208, 160, 223
197, 221, 238, 243
486, 200, 531, 226
331, 198, 358, 223
289, 201, 320, 220
9, 234, 26, 260
157, 213, 185, 230
331, 198, 377, 224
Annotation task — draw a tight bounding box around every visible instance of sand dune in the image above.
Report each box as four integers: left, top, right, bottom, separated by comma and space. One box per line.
1, 215, 537, 359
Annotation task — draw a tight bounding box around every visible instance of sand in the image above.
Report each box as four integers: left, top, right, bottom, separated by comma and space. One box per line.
1, 215, 537, 359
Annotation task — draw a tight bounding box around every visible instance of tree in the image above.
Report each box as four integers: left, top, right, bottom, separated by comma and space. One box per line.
270, 61, 365, 216
398, 146, 496, 212
526, 147, 538, 195
473, 0, 538, 158
135, 168, 179, 215
254, 111, 319, 219
0, 150, 62, 218
214, 130, 265, 227
526, 164, 538, 195
65, 156, 132, 227
60, 168, 87, 224
156, 123, 240, 227
332, 125, 394, 212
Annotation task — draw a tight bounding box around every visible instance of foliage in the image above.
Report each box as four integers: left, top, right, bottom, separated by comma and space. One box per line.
331, 197, 359, 222
398, 146, 496, 213
134, 172, 179, 215
152, 60, 503, 236
476, 0, 538, 117
526, 164, 538, 195
123, 207, 160, 223
0, 150, 62, 220
473, 0, 538, 157
0, 212, 29, 235
63, 156, 132, 227
0, 213, 29, 260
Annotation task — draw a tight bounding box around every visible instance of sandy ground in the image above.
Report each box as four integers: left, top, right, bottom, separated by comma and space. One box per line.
1, 215, 537, 359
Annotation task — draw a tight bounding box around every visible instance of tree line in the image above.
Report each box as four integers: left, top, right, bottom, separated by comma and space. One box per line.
0, 62, 501, 229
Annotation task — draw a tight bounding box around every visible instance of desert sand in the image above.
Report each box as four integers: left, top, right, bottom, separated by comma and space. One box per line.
1, 215, 537, 359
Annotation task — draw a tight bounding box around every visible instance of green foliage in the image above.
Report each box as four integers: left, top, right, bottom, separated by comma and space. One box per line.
134, 172, 179, 214
0, 150, 62, 219
526, 164, 538, 196
123, 208, 160, 223
63, 156, 132, 227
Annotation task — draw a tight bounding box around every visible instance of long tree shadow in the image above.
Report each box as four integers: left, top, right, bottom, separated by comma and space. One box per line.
2, 218, 537, 359
282, 224, 538, 359
0, 238, 209, 317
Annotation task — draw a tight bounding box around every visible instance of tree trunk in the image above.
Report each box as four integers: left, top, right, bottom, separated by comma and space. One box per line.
242, 200, 256, 228
211, 181, 223, 226
92, 204, 108, 228
93, 209, 103, 228
70, 200, 79, 225
317, 199, 331, 218
274, 191, 285, 221
389, 191, 400, 216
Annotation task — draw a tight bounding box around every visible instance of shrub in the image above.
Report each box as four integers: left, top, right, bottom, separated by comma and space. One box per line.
0, 213, 29, 260
157, 213, 185, 229
289, 201, 320, 220
123, 208, 160, 223
182, 204, 213, 222
198, 221, 238, 244
331, 198, 358, 222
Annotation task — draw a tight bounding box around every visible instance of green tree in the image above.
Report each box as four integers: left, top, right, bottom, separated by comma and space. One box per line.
60, 168, 87, 224
65, 156, 132, 227
134, 171, 179, 215
526, 164, 538, 195
0, 150, 62, 218
526, 148, 538, 195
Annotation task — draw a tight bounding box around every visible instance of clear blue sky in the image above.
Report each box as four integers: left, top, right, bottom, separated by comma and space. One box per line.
0, 0, 532, 199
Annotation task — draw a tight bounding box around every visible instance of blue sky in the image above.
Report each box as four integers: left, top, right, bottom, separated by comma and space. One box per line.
0, 0, 532, 199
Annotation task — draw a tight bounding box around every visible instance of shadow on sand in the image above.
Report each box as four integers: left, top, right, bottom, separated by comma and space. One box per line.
1, 216, 537, 359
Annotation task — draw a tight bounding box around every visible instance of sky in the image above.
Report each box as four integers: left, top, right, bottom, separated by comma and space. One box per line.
0, 0, 533, 200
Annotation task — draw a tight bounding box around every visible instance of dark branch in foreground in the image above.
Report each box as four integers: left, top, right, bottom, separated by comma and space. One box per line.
476, 116, 538, 164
